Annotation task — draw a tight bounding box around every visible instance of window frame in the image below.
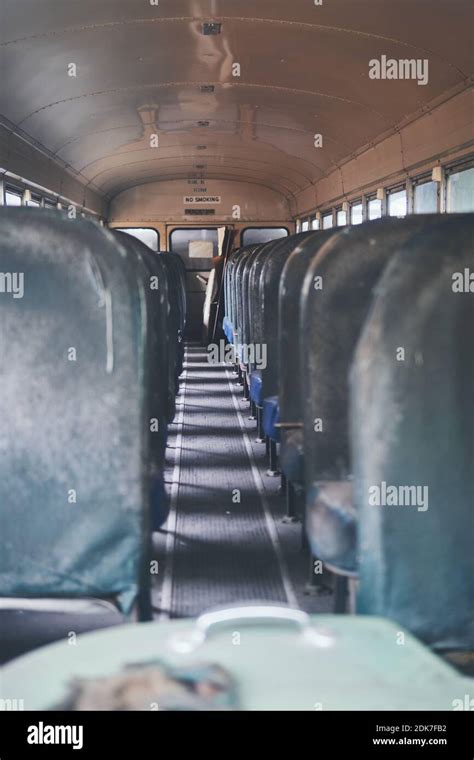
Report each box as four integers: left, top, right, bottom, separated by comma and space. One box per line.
386, 184, 408, 218
114, 226, 160, 252
350, 199, 364, 225
335, 206, 347, 227
169, 226, 219, 265
367, 194, 383, 220
240, 226, 290, 246
4, 184, 23, 206
322, 211, 334, 229
445, 160, 474, 214
412, 174, 440, 214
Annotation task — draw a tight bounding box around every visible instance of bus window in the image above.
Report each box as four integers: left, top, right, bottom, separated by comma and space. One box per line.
447, 166, 474, 212
301, 220, 310, 232
368, 197, 382, 220
336, 208, 347, 226
241, 227, 288, 246
311, 217, 320, 230
388, 188, 407, 217
170, 228, 218, 269
351, 202, 363, 225
5, 188, 22, 206
414, 180, 438, 213
322, 213, 333, 229
27, 196, 41, 208
115, 227, 159, 251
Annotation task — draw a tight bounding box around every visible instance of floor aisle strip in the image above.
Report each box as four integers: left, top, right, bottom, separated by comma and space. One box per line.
158, 354, 187, 620
225, 368, 299, 609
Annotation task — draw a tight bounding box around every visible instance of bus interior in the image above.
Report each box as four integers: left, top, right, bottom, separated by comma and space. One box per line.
0, 0, 473, 719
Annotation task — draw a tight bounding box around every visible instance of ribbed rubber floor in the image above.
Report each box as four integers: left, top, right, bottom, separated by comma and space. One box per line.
168, 346, 288, 617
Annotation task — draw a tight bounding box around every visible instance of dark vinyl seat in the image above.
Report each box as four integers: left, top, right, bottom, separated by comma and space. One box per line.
224, 245, 255, 350
278, 231, 339, 492
262, 396, 280, 442
240, 245, 266, 354
351, 213, 474, 651
160, 251, 187, 393
260, 233, 315, 405
301, 217, 458, 576
113, 231, 171, 529
0, 209, 154, 662
246, 241, 283, 434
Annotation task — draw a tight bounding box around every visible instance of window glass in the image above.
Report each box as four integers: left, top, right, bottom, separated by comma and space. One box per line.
241, 227, 288, 246
44, 200, 57, 209
414, 180, 438, 213
447, 166, 474, 212
170, 228, 218, 270
388, 188, 407, 217
336, 209, 347, 226
301, 220, 309, 232
27, 197, 41, 208
115, 227, 159, 252
311, 217, 320, 230
368, 198, 382, 220
322, 213, 333, 229
5, 189, 22, 206
351, 202, 363, 225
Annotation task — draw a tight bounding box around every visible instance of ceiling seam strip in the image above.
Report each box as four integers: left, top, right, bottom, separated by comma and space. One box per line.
16, 81, 390, 128
0, 15, 468, 78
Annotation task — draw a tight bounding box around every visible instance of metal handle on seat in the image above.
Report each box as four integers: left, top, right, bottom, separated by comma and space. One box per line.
168, 605, 334, 653
197, 605, 310, 639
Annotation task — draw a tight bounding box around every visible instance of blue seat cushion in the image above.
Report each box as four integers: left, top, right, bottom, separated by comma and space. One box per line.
263, 396, 280, 442
223, 317, 233, 344
249, 370, 263, 405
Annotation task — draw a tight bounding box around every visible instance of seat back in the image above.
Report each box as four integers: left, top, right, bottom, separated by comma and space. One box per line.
241, 245, 266, 350
233, 249, 254, 353
302, 217, 457, 572
160, 252, 185, 389
224, 246, 250, 346
351, 214, 474, 650
113, 231, 171, 432
278, 230, 339, 484
260, 232, 315, 399
247, 241, 281, 373
0, 209, 151, 614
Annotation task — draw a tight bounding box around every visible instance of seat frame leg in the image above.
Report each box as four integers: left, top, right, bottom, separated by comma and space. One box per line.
255, 406, 265, 443
282, 479, 300, 523
242, 373, 250, 401
266, 439, 280, 477
248, 401, 257, 421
